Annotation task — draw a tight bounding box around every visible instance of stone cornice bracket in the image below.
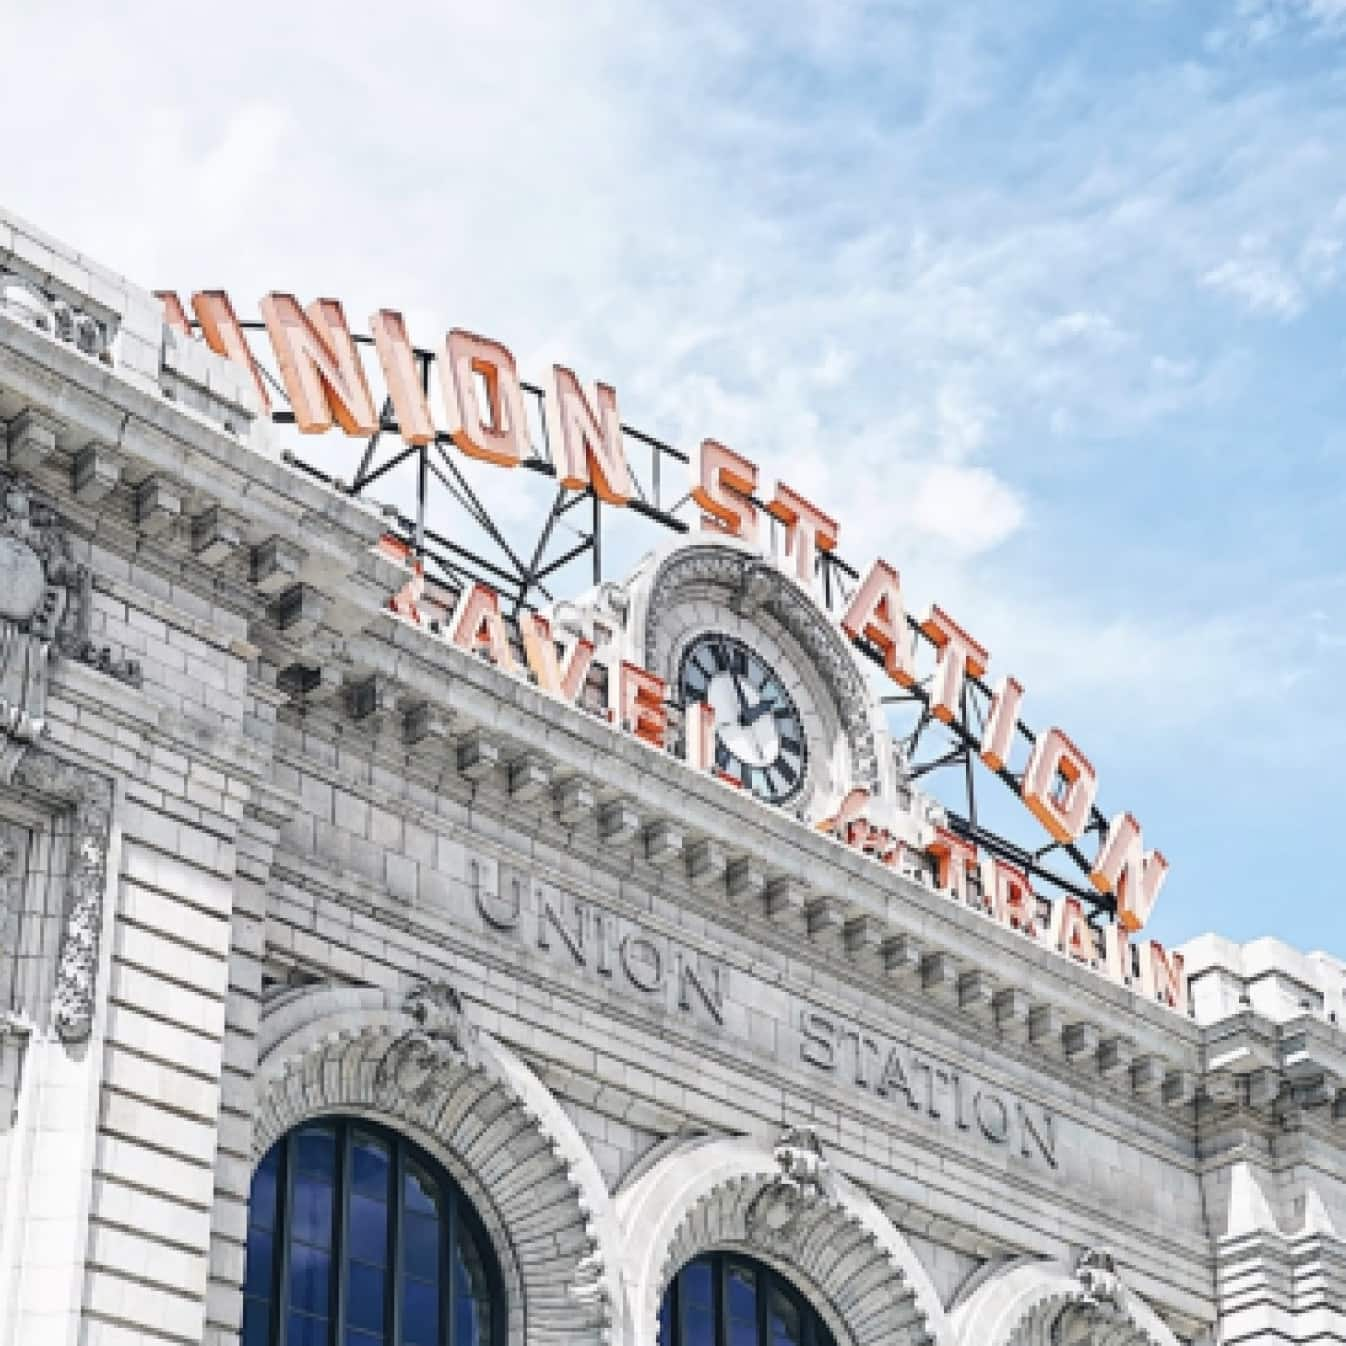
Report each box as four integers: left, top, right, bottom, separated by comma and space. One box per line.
10, 747, 113, 1044
375, 981, 481, 1104
745, 1123, 834, 1248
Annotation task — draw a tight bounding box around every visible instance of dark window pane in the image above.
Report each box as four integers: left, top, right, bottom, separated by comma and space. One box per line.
455, 1288, 487, 1346
244, 1230, 274, 1298
768, 1288, 801, 1346
345, 1261, 386, 1333
454, 1227, 491, 1303
241, 1297, 271, 1346
682, 1259, 713, 1309
296, 1125, 337, 1176
286, 1311, 330, 1346
346, 1331, 383, 1346
351, 1135, 390, 1202
402, 1211, 439, 1284
657, 1293, 672, 1346
292, 1171, 334, 1248
400, 1275, 439, 1346
251, 1148, 280, 1232
454, 1234, 492, 1346
288, 1242, 331, 1316
726, 1262, 758, 1346
683, 1304, 714, 1346
726, 1263, 756, 1324
348, 1193, 389, 1267
404, 1162, 439, 1218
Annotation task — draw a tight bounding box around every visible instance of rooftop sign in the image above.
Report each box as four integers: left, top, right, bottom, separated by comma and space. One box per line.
157, 289, 1184, 1011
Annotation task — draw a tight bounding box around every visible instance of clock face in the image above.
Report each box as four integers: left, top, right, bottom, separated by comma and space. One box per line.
678, 633, 808, 806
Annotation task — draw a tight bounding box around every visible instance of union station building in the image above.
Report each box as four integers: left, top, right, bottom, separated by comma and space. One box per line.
0, 205, 1342, 1346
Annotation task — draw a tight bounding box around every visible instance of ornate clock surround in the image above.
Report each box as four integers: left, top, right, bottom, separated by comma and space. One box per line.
633, 541, 885, 814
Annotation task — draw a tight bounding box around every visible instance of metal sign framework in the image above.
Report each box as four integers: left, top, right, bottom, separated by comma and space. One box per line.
231, 321, 1115, 921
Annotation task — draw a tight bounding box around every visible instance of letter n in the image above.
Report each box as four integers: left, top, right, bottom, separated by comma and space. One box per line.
545, 365, 631, 505
259, 294, 378, 435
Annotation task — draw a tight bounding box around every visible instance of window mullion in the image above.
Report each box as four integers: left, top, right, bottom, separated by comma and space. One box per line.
758, 1267, 768, 1346
392, 1139, 405, 1346
715, 1255, 725, 1346
446, 1184, 457, 1346
274, 1138, 293, 1346
334, 1122, 349, 1346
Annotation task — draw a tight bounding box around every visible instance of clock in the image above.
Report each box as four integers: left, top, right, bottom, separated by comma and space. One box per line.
677, 632, 808, 806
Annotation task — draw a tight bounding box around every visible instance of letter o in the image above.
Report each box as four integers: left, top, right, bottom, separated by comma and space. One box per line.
973, 1089, 1010, 1143
620, 933, 665, 992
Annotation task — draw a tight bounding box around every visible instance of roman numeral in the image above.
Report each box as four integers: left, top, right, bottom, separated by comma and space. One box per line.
711, 641, 730, 672
775, 759, 797, 787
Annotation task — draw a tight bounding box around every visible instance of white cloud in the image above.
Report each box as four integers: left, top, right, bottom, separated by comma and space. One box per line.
1202, 254, 1304, 318
910, 464, 1025, 555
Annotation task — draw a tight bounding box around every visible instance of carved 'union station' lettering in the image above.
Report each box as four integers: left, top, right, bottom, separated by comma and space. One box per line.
472, 872, 725, 1026
798, 1007, 1058, 1168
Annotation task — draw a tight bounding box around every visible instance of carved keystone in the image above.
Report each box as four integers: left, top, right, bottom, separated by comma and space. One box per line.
252, 536, 306, 595
191, 506, 242, 566
71, 442, 119, 503
6, 409, 58, 471
133, 475, 183, 536
456, 730, 499, 780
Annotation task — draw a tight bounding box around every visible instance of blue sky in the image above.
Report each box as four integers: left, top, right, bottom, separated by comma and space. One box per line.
5, 0, 1344, 953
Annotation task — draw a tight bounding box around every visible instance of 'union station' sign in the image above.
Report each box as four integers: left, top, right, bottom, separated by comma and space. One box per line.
158, 289, 1185, 1013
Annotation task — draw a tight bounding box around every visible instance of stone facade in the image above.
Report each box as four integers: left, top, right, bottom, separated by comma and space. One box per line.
0, 203, 1341, 1346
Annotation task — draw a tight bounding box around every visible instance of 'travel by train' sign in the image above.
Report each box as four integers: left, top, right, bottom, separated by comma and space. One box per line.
157, 288, 1184, 1012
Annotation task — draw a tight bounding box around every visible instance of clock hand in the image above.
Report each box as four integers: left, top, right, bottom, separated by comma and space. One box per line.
719, 641, 751, 716
740, 697, 777, 726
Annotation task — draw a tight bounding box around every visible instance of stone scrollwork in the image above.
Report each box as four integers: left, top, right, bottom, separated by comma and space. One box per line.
0, 477, 139, 773
639, 544, 882, 794
7, 748, 113, 1044
0, 268, 113, 364
1073, 1246, 1122, 1310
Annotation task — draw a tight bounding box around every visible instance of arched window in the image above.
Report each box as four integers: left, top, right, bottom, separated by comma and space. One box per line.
242, 1118, 503, 1346
657, 1253, 837, 1346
